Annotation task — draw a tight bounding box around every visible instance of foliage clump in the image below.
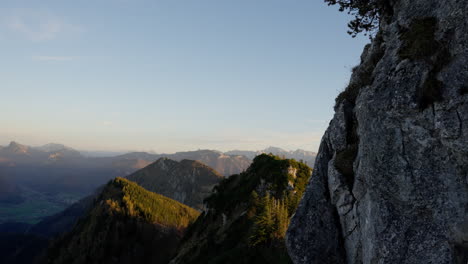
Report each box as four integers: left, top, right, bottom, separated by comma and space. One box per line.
324, 0, 392, 37
249, 192, 290, 247
204, 154, 311, 215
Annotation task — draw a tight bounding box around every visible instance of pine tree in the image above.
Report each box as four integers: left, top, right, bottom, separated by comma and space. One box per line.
324, 0, 391, 37
249, 193, 275, 246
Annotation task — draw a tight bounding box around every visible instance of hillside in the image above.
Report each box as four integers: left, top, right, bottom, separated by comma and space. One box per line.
127, 158, 223, 211
44, 178, 200, 264
170, 154, 312, 264
0, 174, 23, 204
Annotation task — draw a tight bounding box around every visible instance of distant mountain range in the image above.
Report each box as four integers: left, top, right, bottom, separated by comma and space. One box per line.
0, 141, 315, 224
0, 154, 314, 263
0, 141, 315, 173
225, 146, 316, 166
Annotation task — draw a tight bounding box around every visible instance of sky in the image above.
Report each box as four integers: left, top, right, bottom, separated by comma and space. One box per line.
0, 0, 369, 153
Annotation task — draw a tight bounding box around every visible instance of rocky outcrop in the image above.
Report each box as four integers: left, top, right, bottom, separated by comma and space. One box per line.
286, 0, 468, 263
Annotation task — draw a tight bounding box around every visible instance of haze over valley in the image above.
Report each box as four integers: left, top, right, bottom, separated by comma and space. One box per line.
0, 141, 315, 224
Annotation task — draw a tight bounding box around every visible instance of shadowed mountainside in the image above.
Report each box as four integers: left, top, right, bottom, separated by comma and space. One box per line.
126, 158, 224, 211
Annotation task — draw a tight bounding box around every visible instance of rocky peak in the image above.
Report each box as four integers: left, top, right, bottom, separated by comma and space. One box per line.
35, 143, 69, 152
287, 0, 468, 263
152, 157, 178, 170
5, 141, 29, 154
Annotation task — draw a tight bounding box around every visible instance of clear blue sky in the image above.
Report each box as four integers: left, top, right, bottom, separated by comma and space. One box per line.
0, 0, 368, 153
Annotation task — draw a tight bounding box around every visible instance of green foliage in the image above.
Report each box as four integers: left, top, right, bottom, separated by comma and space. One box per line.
249, 193, 290, 246
173, 154, 312, 264
204, 154, 312, 213
105, 177, 200, 229
324, 0, 391, 37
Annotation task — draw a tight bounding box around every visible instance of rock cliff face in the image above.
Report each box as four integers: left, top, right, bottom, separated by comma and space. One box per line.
286, 1, 468, 263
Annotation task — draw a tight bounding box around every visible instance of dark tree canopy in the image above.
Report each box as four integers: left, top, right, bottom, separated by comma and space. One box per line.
325, 0, 391, 37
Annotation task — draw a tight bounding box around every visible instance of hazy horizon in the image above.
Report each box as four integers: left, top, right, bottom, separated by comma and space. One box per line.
1, 0, 369, 153
0, 139, 318, 155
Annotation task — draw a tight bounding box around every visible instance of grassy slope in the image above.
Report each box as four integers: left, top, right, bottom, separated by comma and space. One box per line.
107, 177, 200, 228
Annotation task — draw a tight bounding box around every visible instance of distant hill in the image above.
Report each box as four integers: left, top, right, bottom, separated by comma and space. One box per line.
0, 142, 82, 166
33, 143, 81, 156
43, 178, 199, 264
127, 158, 223, 211
170, 154, 312, 264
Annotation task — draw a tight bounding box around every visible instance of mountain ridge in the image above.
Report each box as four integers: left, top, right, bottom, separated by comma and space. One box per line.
43, 177, 199, 264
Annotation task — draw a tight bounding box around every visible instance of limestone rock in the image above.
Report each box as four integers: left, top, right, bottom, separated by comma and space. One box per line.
286, 0, 468, 263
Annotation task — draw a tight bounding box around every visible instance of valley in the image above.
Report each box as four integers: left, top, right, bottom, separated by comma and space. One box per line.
0, 141, 315, 225
0, 153, 313, 264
